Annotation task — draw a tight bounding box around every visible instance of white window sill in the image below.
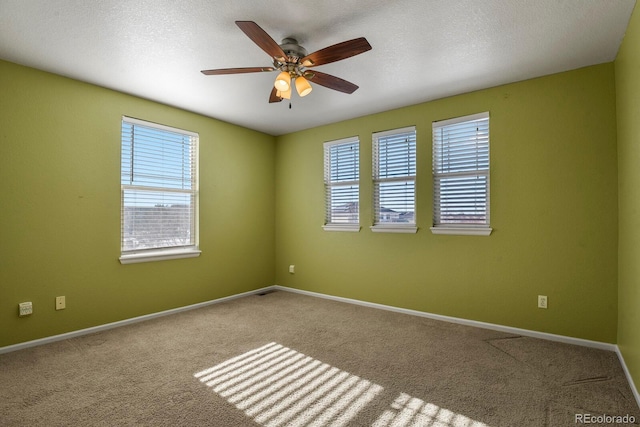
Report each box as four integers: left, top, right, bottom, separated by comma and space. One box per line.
322, 225, 361, 232
430, 227, 492, 236
370, 225, 418, 234
119, 248, 202, 264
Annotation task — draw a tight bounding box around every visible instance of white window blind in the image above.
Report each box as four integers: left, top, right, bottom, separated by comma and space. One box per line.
372, 126, 416, 231
432, 112, 490, 233
323, 137, 360, 231
120, 117, 199, 259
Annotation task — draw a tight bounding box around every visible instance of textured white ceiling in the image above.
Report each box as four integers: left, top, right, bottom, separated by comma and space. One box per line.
0, 0, 635, 135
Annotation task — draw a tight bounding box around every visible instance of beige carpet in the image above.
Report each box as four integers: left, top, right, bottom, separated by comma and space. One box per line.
1, 290, 638, 426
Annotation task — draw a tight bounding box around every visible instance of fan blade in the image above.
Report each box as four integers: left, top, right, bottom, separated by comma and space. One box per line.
307, 71, 359, 94
201, 67, 275, 75
301, 37, 371, 67
236, 21, 287, 61
269, 87, 283, 103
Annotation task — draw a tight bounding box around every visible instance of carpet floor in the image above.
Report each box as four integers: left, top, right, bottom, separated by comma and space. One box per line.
1, 290, 638, 426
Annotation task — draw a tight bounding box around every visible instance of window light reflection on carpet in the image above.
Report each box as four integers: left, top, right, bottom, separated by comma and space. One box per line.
374, 392, 489, 427
194, 342, 489, 427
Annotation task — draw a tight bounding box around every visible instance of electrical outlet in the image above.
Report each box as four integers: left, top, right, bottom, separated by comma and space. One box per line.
55, 296, 66, 310
538, 295, 548, 309
289, 265, 295, 274
19, 302, 33, 316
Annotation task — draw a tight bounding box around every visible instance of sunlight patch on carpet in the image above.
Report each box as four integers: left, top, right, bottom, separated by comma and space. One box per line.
372, 392, 489, 427
194, 342, 381, 426
194, 342, 490, 427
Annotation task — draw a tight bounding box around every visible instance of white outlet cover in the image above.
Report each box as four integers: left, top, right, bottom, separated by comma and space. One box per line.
538, 295, 548, 308
19, 301, 33, 316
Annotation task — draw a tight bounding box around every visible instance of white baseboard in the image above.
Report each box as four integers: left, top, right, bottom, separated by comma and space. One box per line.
2, 283, 638, 410
274, 285, 640, 409
273, 285, 616, 350
616, 347, 640, 409
2, 284, 617, 354
0, 286, 273, 355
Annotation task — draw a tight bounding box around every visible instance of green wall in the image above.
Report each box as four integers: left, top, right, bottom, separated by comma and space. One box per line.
275, 63, 619, 343
0, 60, 276, 347
616, 3, 640, 395
0, 54, 626, 351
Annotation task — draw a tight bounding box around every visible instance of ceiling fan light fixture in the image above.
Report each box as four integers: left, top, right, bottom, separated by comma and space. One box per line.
202, 22, 372, 104
295, 76, 313, 97
276, 87, 292, 100
274, 71, 291, 91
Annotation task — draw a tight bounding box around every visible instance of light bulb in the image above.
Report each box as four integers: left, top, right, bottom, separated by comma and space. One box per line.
274, 71, 291, 92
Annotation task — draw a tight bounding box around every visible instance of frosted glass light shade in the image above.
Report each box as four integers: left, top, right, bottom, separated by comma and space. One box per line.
274, 71, 291, 91
295, 76, 313, 97
276, 87, 292, 99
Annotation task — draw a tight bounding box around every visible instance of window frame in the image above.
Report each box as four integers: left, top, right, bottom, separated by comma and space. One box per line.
371, 126, 418, 234
431, 112, 492, 236
323, 136, 361, 232
119, 116, 201, 264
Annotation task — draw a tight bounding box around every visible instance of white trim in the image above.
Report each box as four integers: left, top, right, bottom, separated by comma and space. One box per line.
0, 286, 272, 355
120, 117, 199, 259
432, 112, 490, 230
324, 137, 360, 227
371, 125, 418, 229
119, 248, 201, 264
432, 111, 489, 129
323, 135, 359, 148
272, 285, 617, 351
323, 225, 361, 232
0, 283, 622, 354
616, 347, 640, 409
370, 225, 418, 234
372, 125, 416, 139
430, 226, 492, 236
122, 115, 198, 137
2, 283, 637, 410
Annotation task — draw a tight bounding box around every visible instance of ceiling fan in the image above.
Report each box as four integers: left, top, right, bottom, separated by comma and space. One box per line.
201, 21, 372, 103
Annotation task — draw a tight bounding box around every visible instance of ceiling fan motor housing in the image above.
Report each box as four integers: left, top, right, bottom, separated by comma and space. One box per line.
274, 38, 310, 78
279, 38, 308, 60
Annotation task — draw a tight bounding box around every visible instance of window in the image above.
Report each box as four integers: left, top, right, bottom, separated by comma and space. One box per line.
431, 112, 491, 236
120, 117, 200, 263
372, 126, 417, 233
323, 137, 360, 232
